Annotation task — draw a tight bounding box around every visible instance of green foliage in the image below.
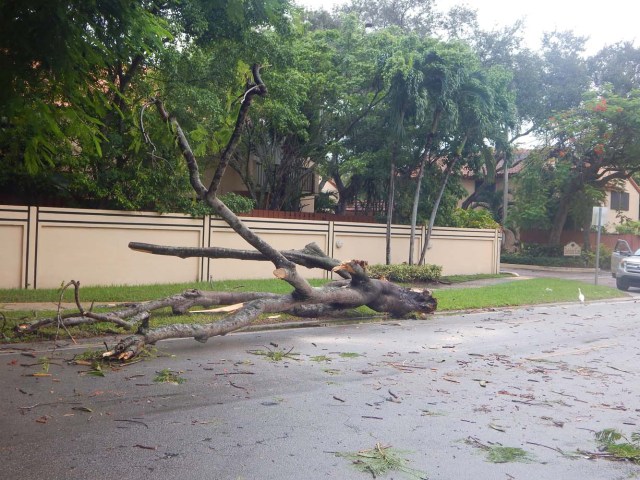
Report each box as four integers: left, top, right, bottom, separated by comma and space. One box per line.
584, 243, 612, 270
520, 243, 564, 257
336, 443, 426, 479
449, 208, 500, 229
615, 220, 640, 235
595, 429, 640, 463
310, 355, 332, 362
248, 346, 300, 361
503, 242, 612, 269
509, 153, 554, 231
314, 192, 338, 213
465, 436, 532, 463
338, 352, 361, 358
38, 357, 50, 373
486, 446, 533, 464
0, 0, 170, 172
0, 0, 293, 212
501, 253, 589, 268
154, 368, 186, 384
512, 86, 640, 240
368, 263, 442, 282
186, 193, 255, 217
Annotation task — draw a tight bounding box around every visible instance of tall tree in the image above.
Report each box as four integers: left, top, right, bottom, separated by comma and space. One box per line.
383, 56, 425, 263
339, 0, 438, 33
523, 89, 640, 244
589, 42, 640, 95
407, 40, 490, 263
296, 17, 395, 215
0, 0, 292, 211
418, 65, 515, 263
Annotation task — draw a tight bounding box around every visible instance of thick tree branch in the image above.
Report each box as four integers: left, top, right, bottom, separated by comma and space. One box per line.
128, 241, 350, 278
150, 67, 313, 298
207, 64, 267, 197
15, 290, 281, 334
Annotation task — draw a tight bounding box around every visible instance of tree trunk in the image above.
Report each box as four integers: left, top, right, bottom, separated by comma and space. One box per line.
548, 192, 573, 245
418, 146, 463, 265
17, 64, 437, 360
409, 153, 427, 265
385, 143, 398, 265
331, 152, 350, 215
408, 109, 442, 264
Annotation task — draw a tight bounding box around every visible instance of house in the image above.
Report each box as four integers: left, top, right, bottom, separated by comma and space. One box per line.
458, 150, 528, 210
603, 177, 640, 229
206, 156, 319, 213
460, 150, 640, 232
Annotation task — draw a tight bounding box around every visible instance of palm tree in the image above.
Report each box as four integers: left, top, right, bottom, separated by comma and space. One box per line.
408, 41, 476, 264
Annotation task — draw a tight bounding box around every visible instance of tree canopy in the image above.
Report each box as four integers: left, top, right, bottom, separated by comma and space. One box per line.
2, 0, 640, 247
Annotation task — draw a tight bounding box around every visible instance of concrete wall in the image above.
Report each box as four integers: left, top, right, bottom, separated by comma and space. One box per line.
0, 205, 501, 289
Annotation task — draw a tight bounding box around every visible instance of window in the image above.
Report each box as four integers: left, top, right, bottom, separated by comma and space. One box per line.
611, 191, 630, 211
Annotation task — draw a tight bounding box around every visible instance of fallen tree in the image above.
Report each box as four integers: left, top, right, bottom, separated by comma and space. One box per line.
15, 64, 437, 359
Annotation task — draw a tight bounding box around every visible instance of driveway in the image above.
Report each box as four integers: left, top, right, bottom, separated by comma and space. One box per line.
502, 263, 612, 283
1, 296, 639, 480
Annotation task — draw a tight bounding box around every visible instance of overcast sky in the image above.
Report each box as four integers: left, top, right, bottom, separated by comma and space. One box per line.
296, 0, 640, 55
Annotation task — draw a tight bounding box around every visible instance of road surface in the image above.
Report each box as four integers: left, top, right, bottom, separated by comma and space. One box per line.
2, 296, 640, 479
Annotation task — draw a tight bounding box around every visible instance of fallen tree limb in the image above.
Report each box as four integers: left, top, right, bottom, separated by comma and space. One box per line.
18, 64, 437, 360
128, 241, 350, 278
106, 262, 436, 359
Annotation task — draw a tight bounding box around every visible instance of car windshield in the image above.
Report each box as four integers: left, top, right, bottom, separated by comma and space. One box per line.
634, 249, 640, 256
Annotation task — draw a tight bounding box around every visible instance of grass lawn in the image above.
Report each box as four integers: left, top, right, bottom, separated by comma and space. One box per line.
432, 277, 625, 311
0, 276, 627, 344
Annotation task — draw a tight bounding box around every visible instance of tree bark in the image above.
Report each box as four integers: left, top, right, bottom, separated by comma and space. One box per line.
385, 142, 398, 265
419, 136, 466, 265
548, 190, 573, 245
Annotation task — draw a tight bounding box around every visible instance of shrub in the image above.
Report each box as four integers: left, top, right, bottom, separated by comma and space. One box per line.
314, 191, 338, 214
584, 243, 612, 270
502, 243, 612, 270
450, 208, 500, 229
520, 243, 564, 257
368, 263, 442, 283
185, 193, 255, 217
615, 220, 640, 235
501, 253, 588, 268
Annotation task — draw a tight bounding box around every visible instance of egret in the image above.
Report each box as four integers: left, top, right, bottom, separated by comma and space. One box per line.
578, 288, 585, 304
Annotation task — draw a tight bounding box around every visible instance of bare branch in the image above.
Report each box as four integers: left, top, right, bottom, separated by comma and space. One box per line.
152, 98, 208, 199
128, 241, 350, 278
207, 64, 268, 197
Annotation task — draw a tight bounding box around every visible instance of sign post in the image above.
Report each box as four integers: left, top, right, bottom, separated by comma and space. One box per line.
591, 206, 608, 285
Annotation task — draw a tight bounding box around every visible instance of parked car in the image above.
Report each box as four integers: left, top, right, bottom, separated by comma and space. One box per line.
611, 239, 640, 290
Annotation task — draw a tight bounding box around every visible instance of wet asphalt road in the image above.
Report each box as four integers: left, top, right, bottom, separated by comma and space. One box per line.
2, 291, 640, 480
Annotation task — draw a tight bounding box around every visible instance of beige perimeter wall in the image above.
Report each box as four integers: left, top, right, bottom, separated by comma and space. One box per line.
0, 205, 501, 289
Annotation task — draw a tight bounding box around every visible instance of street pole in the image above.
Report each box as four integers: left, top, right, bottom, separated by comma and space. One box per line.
502, 157, 509, 226
594, 207, 602, 285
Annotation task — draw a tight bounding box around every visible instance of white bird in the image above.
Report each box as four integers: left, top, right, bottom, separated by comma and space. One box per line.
578, 288, 585, 304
